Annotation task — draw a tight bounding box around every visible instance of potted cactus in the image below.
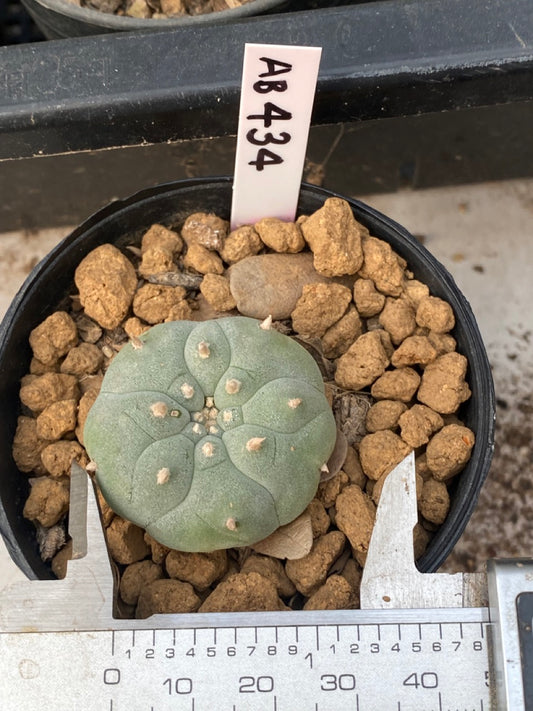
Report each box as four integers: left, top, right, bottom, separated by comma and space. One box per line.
0, 178, 494, 615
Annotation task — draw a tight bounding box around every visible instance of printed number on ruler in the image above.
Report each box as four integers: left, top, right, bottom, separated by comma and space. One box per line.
246, 57, 293, 171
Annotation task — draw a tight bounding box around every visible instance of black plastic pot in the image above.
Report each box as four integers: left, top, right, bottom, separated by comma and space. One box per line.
21, 0, 289, 39
0, 177, 495, 581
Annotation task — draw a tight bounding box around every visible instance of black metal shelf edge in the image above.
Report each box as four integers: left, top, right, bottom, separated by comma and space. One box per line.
1, 0, 533, 160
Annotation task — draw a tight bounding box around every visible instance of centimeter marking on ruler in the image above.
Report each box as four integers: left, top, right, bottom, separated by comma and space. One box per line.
0, 618, 492, 711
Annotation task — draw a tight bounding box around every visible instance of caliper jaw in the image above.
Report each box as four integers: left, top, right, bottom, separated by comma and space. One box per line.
360, 452, 487, 610
0, 463, 115, 632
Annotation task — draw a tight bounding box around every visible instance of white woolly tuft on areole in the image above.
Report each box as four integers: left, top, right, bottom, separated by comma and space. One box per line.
225, 378, 242, 395
157, 467, 170, 485
150, 401, 168, 418
198, 341, 210, 359
180, 383, 195, 399
246, 436, 266, 452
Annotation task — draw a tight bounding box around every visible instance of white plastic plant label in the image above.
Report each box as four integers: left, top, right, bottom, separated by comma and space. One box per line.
230, 43, 322, 229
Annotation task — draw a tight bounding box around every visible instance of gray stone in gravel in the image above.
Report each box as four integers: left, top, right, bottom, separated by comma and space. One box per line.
228, 253, 330, 320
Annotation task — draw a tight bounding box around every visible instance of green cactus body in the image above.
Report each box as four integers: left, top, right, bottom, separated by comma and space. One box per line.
84, 316, 337, 552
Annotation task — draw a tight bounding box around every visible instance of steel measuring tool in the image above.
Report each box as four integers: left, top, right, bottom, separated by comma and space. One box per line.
0, 455, 531, 710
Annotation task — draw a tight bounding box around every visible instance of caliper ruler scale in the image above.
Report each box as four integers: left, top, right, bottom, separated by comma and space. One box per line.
0, 456, 531, 710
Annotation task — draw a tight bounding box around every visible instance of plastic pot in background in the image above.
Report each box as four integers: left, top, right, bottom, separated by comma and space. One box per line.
21, 0, 290, 39
0, 177, 495, 582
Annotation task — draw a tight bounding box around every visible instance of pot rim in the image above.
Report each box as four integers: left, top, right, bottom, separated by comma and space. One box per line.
21, 0, 286, 30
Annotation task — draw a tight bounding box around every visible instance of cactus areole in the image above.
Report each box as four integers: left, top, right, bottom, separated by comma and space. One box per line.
84, 316, 337, 552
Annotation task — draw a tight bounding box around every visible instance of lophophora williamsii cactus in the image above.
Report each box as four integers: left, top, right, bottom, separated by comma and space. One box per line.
84, 316, 337, 552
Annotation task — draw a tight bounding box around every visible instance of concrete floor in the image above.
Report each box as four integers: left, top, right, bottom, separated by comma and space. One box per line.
1, 178, 532, 582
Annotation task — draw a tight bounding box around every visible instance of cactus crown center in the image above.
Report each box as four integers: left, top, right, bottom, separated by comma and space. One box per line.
191, 396, 221, 435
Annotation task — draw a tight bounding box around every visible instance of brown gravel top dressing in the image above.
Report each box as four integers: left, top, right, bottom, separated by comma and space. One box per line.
13, 197, 475, 618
